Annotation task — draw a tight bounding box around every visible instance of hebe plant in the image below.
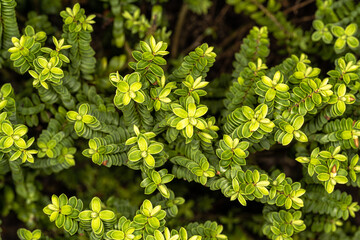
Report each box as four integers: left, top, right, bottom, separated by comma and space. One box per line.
1, 0, 360, 240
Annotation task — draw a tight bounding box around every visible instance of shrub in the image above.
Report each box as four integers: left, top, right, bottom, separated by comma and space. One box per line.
1, 0, 360, 240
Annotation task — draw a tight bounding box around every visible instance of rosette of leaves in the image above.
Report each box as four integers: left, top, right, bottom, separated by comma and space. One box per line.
110, 72, 145, 108
304, 185, 360, 221
174, 75, 209, 104
268, 173, 305, 210
129, 36, 169, 85
256, 71, 290, 103
185, 221, 227, 240
43, 194, 83, 235
37, 132, 65, 158
285, 77, 333, 116
289, 61, 321, 84
318, 118, 360, 149
17, 228, 41, 240
274, 114, 308, 146
169, 43, 216, 83
169, 96, 208, 141
0, 122, 28, 149
348, 154, 360, 182
126, 125, 157, 144
0, 83, 15, 111
312, 20, 333, 43
122, 8, 151, 38
147, 227, 201, 240
296, 146, 348, 189
199, 117, 219, 144
82, 138, 120, 165
60, 3, 95, 32
60, 3, 96, 80
140, 168, 174, 198
66, 103, 101, 137
328, 54, 360, 85
296, 147, 322, 177
227, 169, 270, 206
40, 36, 71, 62
8, 25, 46, 74
263, 210, 306, 240
132, 199, 166, 236
149, 75, 176, 111
216, 134, 249, 169
313, 146, 348, 193
105, 216, 141, 240
78, 197, 116, 238
126, 133, 164, 169
156, 190, 185, 218
9, 137, 38, 163
331, 23, 359, 53
327, 83, 355, 116
58, 147, 76, 165
171, 148, 216, 185
229, 104, 275, 141
29, 56, 64, 89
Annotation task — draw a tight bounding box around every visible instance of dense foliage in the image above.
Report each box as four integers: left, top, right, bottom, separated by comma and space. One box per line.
2, 0, 360, 239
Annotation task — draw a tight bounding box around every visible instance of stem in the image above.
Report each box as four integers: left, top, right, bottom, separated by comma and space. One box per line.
171, 3, 188, 58
250, 0, 289, 36
283, 0, 315, 15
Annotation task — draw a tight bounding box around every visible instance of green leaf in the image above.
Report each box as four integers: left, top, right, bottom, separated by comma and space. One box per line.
99, 210, 115, 221
117, 81, 129, 92
265, 88, 276, 101
148, 216, 160, 228
221, 149, 233, 160
335, 38, 346, 51
133, 91, 145, 103
91, 217, 102, 233
282, 133, 293, 146
242, 106, 254, 120
90, 197, 102, 213
347, 36, 359, 49
78, 104, 89, 116
152, 171, 162, 185
194, 106, 208, 118
149, 64, 164, 77
334, 176, 348, 184
138, 137, 148, 151
332, 26, 345, 37
134, 214, 147, 224
2, 122, 13, 136
176, 118, 189, 130
173, 108, 188, 118
67, 111, 79, 121
148, 143, 163, 154
128, 149, 142, 161
130, 82, 142, 92
345, 23, 357, 36
145, 154, 155, 168
74, 121, 84, 133
185, 124, 193, 138
317, 173, 330, 181
79, 210, 92, 221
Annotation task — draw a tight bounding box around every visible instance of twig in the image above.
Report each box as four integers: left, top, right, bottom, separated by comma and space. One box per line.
182, 33, 206, 55
250, 0, 289, 36
219, 23, 253, 49
283, 0, 315, 15
171, 3, 188, 58
292, 15, 315, 23
124, 41, 133, 60
214, 4, 231, 25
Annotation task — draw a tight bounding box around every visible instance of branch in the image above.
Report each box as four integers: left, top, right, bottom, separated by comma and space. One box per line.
171, 3, 188, 58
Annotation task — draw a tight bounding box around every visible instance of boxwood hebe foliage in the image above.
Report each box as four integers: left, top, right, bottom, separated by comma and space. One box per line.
1, 0, 360, 240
